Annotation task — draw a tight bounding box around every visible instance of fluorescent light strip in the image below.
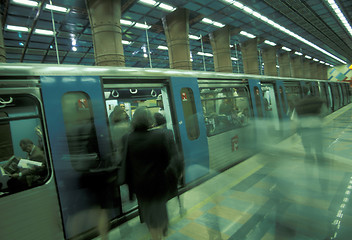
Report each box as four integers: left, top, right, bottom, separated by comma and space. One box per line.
282, 46, 292, 51
138, 0, 176, 12
240, 31, 256, 38
201, 18, 225, 28
294, 51, 303, 56
139, 0, 158, 6
222, 0, 347, 64
122, 40, 132, 45
44, 4, 69, 13
120, 19, 151, 29
158, 3, 176, 12
305, 55, 312, 59
157, 45, 168, 50
231, 57, 238, 61
6, 25, 30, 32
197, 52, 213, 57
189, 34, 200, 40
327, 0, 352, 37
313, 58, 319, 62
34, 29, 54, 35
11, 0, 38, 7
264, 40, 276, 46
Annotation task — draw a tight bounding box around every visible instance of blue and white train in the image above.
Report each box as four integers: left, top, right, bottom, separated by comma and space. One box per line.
0, 63, 350, 239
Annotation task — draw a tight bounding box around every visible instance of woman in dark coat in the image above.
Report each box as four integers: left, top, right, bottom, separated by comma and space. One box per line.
124, 107, 176, 240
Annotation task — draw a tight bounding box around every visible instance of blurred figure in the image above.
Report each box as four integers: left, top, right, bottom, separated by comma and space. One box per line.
111, 106, 131, 157
293, 86, 328, 190
123, 107, 178, 240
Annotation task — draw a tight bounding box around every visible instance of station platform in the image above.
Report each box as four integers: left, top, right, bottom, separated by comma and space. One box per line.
99, 103, 352, 240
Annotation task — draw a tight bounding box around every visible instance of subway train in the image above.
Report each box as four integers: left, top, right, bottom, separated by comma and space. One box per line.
0, 63, 350, 240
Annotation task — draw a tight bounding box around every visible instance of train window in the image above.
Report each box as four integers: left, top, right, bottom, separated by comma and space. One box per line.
181, 88, 200, 140
61, 92, 101, 172
200, 87, 250, 136
0, 95, 49, 196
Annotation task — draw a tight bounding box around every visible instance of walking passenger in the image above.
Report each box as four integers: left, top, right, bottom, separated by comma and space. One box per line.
123, 107, 178, 240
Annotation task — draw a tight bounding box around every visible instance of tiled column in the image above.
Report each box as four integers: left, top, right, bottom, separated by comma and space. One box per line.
86, 0, 125, 66
162, 8, 192, 70
209, 26, 232, 72
278, 52, 292, 77
262, 47, 278, 76
241, 38, 259, 75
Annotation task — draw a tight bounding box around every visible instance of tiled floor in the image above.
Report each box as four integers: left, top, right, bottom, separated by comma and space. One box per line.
100, 104, 352, 240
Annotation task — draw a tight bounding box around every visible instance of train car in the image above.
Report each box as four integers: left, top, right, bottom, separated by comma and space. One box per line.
0, 63, 350, 239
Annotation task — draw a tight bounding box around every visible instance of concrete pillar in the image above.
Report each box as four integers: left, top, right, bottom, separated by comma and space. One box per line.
310, 62, 318, 79
162, 8, 192, 70
291, 55, 304, 78
209, 26, 232, 72
321, 65, 328, 80
86, 0, 125, 66
261, 47, 277, 76
302, 59, 311, 79
0, 15, 6, 62
278, 52, 291, 77
241, 38, 259, 75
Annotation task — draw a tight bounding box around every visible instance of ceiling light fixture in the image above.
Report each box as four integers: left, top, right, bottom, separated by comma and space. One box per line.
139, 0, 158, 6
221, 0, 347, 64
240, 31, 256, 38
264, 40, 276, 46
201, 18, 225, 28
157, 45, 168, 50
189, 34, 200, 40
6, 25, 30, 32
281, 46, 292, 52
34, 29, 54, 36
44, 4, 69, 13
11, 0, 38, 7
158, 3, 176, 12
122, 40, 132, 45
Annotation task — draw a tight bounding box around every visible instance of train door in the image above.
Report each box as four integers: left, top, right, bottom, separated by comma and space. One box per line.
325, 83, 334, 112
102, 82, 168, 214
330, 83, 340, 111
169, 77, 209, 183
248, 79, 264, 118
0, 85, 64, 239
41, 76, 117, 239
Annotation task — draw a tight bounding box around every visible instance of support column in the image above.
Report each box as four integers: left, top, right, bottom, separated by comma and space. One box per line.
291, 55, 304, 78
310, 62, 318, 79
209, 26, 232, 72
162, 8, 191, 70
0, 15, 6, 62
86, 0, 125, 66
321, 65, 328, 80
262, 47, 278, 76
278, 52, 292, 77
241, 38, 259, 75
302, 59, 311, 79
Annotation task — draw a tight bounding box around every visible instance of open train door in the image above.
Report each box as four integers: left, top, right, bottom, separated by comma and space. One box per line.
169, 77, 209, 184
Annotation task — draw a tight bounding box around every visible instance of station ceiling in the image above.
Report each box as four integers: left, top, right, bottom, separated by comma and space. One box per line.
1, 0, 352, 71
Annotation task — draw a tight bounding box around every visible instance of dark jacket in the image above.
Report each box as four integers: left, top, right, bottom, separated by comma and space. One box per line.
124, 128, 178, 200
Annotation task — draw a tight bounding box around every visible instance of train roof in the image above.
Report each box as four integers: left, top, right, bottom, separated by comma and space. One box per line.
0, 63, 341, 84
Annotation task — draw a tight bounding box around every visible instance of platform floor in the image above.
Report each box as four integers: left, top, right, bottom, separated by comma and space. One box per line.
99, 104, 352, 240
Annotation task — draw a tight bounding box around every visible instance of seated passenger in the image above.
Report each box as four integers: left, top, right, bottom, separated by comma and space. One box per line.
7, 139, 47, 191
